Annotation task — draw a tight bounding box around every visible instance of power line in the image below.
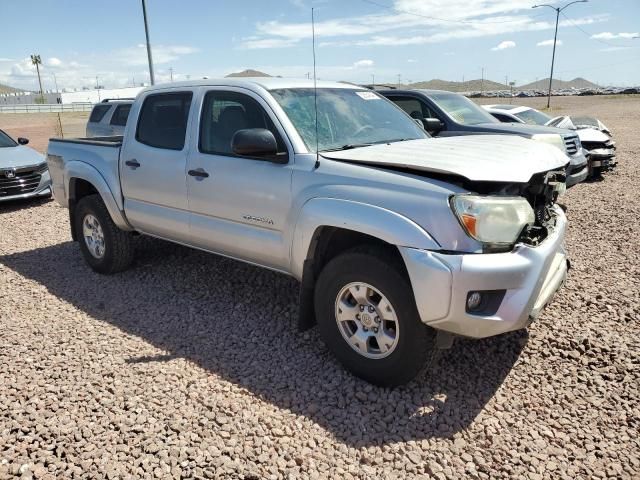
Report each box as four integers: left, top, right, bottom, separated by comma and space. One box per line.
359, 0, 548, 25
560, 12, 637, 48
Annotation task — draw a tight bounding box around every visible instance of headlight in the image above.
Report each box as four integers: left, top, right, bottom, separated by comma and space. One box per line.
451, 195, 535, 245
531, 133, 564, 152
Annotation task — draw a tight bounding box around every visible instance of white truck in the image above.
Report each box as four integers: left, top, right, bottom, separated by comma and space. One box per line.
47, 79, 570, 386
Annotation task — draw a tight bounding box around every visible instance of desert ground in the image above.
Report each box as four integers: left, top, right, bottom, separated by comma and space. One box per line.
0, 95, 638, 479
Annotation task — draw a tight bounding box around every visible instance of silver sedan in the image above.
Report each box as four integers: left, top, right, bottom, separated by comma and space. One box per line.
0, 129, 51, 202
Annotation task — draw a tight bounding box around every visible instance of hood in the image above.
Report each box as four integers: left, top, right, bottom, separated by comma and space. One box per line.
0, 145, 45, 169
322, 136, 568, 183
575, 127, 610, 143
473, 122, 575, 137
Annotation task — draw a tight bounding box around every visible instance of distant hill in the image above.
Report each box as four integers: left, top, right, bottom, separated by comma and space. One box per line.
406, 78, 508, 92
519, 77, 600, 90
225, 69, 271, 78
0, 83, 24, 94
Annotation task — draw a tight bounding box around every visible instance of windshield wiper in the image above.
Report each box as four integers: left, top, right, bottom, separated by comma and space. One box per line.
321, 143, 373, 152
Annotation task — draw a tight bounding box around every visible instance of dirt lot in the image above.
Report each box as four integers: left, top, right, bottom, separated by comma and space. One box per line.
0, 112, 88, 153
1, 96, 639, 479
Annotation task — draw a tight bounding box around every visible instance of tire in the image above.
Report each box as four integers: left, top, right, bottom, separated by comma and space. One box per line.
74, 194, 134, 274
314, 245, 435, 387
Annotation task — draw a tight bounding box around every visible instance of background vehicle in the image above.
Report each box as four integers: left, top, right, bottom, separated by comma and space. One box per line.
0, 129, 50, 202
86, 99, 134, 137
484, 104, 616, 177
380, 89, 588, 187
47, 79, 569, 386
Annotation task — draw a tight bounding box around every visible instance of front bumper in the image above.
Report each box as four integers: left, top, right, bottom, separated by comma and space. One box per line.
400, 206, 568, 339
566, 151, 588, 187
0, 170, 51, 203
587, 148, 616, 169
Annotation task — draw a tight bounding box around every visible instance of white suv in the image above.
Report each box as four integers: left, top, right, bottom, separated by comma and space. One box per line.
86, 99, 133, 137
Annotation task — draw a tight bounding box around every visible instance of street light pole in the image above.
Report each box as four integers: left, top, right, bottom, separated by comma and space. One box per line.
141, 0, 155, 85
533, 0, 588, 108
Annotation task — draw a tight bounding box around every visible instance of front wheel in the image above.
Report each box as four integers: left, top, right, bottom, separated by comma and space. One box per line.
74, 194, 134, 274
314, 246, 435, 387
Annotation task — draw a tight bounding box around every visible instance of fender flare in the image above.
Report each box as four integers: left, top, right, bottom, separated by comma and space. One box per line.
290, 197, 440, 279
65, 161, 133, 231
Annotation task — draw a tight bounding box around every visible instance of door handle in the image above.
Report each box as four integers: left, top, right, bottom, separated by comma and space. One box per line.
188, 168, 210, 178
125, 159, 140, 168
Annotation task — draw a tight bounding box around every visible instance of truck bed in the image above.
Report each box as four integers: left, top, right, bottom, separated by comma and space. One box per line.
47, 135, 124, 211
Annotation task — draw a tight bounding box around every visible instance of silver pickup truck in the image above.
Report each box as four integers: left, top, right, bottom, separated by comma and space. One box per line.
47, 79, 570, 386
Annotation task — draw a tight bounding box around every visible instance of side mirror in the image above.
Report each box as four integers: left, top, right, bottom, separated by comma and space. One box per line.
17, 137, 29, 145
232, 128, 284, 162
422, 118, 444, 134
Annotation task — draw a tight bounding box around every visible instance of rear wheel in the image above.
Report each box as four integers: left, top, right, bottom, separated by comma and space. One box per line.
74, 194, 134, 274
314, 246, 435, 387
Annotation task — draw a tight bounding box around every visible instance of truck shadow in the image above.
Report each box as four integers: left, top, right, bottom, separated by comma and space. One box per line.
0, 237, 526, 446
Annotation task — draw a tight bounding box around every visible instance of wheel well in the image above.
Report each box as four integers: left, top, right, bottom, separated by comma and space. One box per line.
68, 178, 99, 241
305, 227, 405, 284
297, 226, 407, 331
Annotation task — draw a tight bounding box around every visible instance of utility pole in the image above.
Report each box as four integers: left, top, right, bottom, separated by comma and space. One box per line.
141, 0, 155, 85
397, 74, 401, 86
169, 67, 174, 82
371, 73, 375, 87
481, 67, 484, 96
30, 54, 44, 102
533, 0, 587, 108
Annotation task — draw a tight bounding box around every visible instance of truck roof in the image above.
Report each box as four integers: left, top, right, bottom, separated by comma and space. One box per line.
142, 77, 361, 93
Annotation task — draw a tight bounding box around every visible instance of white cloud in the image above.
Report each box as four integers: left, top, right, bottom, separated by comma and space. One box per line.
599, 46, 632, 52
407, 58, 417, 63
0, 58, 14, 62
592, 31, 638, 40
491, 40, 515, 50
0, 44, 199, 91
241, 37, 299, 49
537, 39, 562, 47
116, 44, 199, 66
353, 59, 374, 68
240, 0, 608, 49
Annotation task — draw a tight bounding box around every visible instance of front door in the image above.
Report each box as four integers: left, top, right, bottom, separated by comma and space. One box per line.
120, 91, 193, 243
186, 88, 293, 270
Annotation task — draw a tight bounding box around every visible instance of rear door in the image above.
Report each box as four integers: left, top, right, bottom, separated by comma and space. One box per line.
186, 87, 293, 270
120, 91, 193, 243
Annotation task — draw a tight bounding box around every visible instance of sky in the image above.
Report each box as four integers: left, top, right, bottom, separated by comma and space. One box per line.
1, 0, 639, 92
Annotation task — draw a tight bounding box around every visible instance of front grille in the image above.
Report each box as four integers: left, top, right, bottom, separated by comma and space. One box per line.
563, 135, 579, 155
0, 164, 45, 197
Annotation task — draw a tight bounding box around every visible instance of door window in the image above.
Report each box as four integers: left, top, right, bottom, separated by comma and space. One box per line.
136, 92, 193, 150
199, 91, 287, 157
388, 97, 436, 120
110, 104, 132, 126
89, 104, 111, 123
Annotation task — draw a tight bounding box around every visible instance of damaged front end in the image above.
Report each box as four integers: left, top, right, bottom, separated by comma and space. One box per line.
448, 167, 566, 252
582, 139, 617, 173
518, 169, 566, 246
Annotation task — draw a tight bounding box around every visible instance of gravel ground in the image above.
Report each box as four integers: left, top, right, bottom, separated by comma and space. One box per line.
1, 96, 639, 479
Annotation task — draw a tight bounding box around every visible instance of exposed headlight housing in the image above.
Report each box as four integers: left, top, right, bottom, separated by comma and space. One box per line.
531, 133, 564, 152
451, 195, 535, 246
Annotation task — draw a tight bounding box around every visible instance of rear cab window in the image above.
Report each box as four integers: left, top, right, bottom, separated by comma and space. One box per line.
89, 104, 112, 123
110, 104, 132, 126
135, 92, 193, 150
